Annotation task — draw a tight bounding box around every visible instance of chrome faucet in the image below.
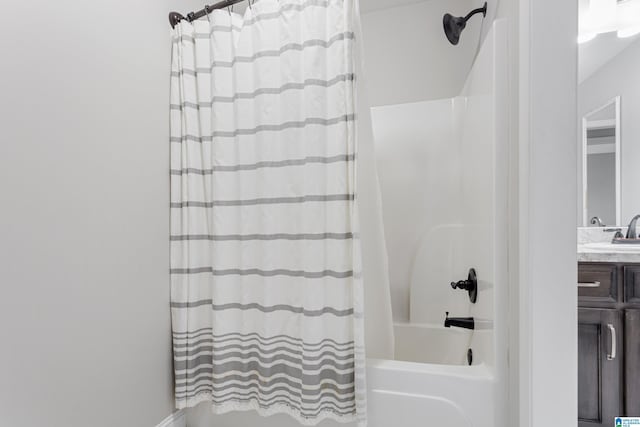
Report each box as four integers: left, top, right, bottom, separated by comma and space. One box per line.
626, 215, 640, 239
590, 216, 605, 227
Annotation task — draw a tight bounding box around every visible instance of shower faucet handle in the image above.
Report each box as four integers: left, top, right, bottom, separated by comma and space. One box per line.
451, 279, 472, 290
449, 268, 478, 304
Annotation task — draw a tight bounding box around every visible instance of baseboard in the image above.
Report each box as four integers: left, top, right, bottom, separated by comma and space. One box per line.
156, 410, 186, 427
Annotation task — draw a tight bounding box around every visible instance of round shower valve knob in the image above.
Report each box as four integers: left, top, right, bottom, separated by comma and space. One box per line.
450, 268, 478, 303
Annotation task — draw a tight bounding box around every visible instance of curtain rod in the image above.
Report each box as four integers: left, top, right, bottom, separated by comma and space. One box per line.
169, 0, 247, 28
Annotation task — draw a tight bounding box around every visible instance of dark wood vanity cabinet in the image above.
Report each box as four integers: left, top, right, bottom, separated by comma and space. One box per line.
625, 309, 640, 416
578, 263, 618, 305
624, 267, 640, 304
578, 262, 640, 426
578, 308, 623, 427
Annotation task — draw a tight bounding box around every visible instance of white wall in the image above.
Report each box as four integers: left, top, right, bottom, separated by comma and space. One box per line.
578, 39, 640, 225
490, 2, 522, 427
0, 1, 182, 426
520, 0, 578, 426
360, 0, 480, 106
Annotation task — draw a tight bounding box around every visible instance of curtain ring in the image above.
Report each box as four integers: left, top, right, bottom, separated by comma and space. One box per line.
203, 5, 211, 21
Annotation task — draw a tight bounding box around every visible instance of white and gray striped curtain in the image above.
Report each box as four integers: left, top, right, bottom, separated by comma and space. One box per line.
170, 0, 389, 424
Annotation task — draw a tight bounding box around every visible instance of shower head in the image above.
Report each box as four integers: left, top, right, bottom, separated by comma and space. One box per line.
443, 14, 467, 45
443, 2, 487, 45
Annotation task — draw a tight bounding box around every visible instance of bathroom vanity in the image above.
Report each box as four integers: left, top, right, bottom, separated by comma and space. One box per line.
578, 241, 640, 426
575, 24, 640, 425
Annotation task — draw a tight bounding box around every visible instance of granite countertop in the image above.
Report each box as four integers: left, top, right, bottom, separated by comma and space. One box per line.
578, 226, 640, 263
577, 249, 640, 263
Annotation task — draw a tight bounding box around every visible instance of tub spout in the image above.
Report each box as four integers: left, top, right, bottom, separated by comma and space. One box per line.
444, 312, 475, 330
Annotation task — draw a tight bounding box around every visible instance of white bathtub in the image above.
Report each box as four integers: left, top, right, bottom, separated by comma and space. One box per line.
363, 323, 495, 427
365, 361, 494, 426
394, 322, 473, 365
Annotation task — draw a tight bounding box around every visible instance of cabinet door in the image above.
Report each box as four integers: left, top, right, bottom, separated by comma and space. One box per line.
624, 267, 640, 304
579, 308, 623, 427
625, 310, 640, 416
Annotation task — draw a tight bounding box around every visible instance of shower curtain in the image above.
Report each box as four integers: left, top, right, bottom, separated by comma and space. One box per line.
169, 0, 393, 424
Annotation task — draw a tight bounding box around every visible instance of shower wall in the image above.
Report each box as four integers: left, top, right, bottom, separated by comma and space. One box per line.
369, 22, 508, 427
360, 0, 477, 106
371, 95, 499, 327
370, 99, 462, 322
370, 19, 508, 374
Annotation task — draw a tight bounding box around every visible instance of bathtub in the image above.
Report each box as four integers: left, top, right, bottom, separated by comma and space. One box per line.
394, 322, 474, 365
364, 323, 495, 427
365, 361, 494, 426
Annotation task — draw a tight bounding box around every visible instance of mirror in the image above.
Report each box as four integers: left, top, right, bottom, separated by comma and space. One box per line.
580, 97, 621, 227
578, 33, 640, 228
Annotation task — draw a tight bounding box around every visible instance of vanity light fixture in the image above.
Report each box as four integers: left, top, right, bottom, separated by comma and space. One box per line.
578, 0, 640, 43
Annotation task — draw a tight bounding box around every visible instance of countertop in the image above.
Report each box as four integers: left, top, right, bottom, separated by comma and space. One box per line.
577, 248, 640, 263
578, 226, 640, 263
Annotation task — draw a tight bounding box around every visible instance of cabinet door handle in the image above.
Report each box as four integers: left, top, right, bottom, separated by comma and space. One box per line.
607, 323, 616, 361
578, 281, 601, 288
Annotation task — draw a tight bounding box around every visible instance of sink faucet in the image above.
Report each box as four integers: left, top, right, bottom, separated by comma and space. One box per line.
626, 215, 640, 239
444, 312, 475, 330
590, 216, 605, 227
